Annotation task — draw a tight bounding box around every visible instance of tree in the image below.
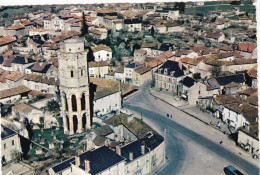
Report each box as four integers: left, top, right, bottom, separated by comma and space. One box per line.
151, 26, 155, 36
47, 100, 60, 112
11, 150, 23, 163
81, 12, 88, 36
175, 2, 185, 13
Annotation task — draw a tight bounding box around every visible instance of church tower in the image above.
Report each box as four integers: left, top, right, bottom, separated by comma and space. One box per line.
58, 37, 91, 135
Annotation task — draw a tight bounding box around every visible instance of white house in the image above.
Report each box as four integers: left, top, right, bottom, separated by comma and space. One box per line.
222, 103, 258, 130
89, 61, 109, 78
92, 44, 112, 62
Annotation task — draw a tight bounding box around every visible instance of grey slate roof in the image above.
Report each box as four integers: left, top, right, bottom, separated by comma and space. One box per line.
121, 140, 149, 163
1, 125, 17, 140
208, 74, 245, 89
180, 76, 195, 88
74, 146, 125, 174
155, 60, 186, 77
139, 133, 164, 150
12, 56, 35, 64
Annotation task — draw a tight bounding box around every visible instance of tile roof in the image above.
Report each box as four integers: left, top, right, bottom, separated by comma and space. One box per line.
141, 42, 159, 48
30, 61, 52, 73
0, 86, 30, 99
49, 57, 59, 68
144, 57, 165, 68
91, 44, 112, 53
219, 45, 233, 51
6, 25, 25, 30
238, 43, 256, 53
104, 113, 156, 139
134, 49, 147, 55
5, 72, 26, 82
25, 74, 58, 85
225, 59, 257, 66
181, 57, 205, 66
93, 125, 114, 136
134, 65, 152, 75
3, 57, 14, 67
164, 21, 180, 27
1, 125, 17, 140
0, 71, 7, 83
12, 103, 40, 114
161, 51, 175, 58
225, 103, 258, 125
247, 65, 257, 78
206, 31, 223, 39
89, 29, 103, 35
0, 36, 16, 46
88, 61, 108, 68
21, 20, 34, 26
238, 88, 258, 96
214, 95, 238, 105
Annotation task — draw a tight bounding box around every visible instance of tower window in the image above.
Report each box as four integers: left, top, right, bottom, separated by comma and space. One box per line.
71, 71, 74, 77
81, 69, 84, 76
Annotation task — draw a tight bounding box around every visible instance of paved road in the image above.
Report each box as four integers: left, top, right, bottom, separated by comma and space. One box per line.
123, 83, 259, 175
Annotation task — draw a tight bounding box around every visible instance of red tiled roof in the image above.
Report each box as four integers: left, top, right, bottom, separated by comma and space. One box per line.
0, 86, 30, 99
238, 43, 256, 53
0, 36, 16, 46
6, 25, 25, 30
89, 61, 108, 68
5, 72, 26, 82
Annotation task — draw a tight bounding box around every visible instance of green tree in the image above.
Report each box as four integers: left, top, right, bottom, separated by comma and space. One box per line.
47, 100, 60, 112
81, 12, 88, 36
151, 26, 155, 36
11, 150, 23, 163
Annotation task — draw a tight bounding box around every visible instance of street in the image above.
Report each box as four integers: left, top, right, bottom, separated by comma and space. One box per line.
123, 83, 259, 175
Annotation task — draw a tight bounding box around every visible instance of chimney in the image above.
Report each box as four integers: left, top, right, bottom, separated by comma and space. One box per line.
75, 156, 80, 167
116, 145, 121, 156
129, 152, 133, 161
179, 61, 182, 70
105, 139, 110, 147
85, 160, 90, 172
25, 57, 28, 63
141, 145, 145, 155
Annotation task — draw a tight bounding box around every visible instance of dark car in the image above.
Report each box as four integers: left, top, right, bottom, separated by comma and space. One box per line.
224, 165, 244, 175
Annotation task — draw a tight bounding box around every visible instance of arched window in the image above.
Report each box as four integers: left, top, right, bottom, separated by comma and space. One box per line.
81, 69, 84, 76
82, 113, 87, 130
73, 115, 78, 133
71, 95, 77, 112
66, 115, 70, 131
71, 71, 74, 77
81, 93, 86, 110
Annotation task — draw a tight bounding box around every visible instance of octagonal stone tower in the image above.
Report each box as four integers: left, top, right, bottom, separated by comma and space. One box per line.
58, 38, 91, 135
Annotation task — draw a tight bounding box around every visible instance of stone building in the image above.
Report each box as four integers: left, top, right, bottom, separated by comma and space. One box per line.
58, 38, 91, 135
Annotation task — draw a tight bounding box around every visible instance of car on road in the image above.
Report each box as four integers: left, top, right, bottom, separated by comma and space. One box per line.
224, 165, 244, 175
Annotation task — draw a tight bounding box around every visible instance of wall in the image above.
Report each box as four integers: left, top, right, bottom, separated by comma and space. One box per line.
1, 133, 21, 163
238, 130, 259, 155
93, 50, 112, 62
93, 91, 121, 115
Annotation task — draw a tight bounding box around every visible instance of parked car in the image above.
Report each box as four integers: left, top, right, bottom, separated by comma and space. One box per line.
224, 165, 244, 175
